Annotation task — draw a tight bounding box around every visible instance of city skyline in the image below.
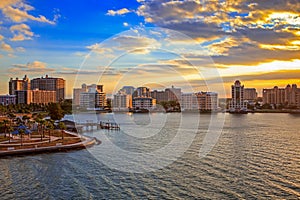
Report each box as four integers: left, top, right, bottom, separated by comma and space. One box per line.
3, 74, 300, 99
0, 1, 300, 98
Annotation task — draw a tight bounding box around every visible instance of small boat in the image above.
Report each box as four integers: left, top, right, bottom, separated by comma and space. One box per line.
229, 108, 248, 114
99, 121, 120, 130
129, 108, 149, 113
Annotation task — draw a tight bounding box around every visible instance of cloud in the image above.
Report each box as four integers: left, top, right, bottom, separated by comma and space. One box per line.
86, 34, 161, 55
0, 35, 4, 41
9, 23, 34, 41
219, 69, 300, 83
106, 8, 131, 16
9, 61, 55, 73
16, 46, 25, 52
212, 42, 300, 66
1, 42, 13, 51
134, 0, 300, 65
112, 35, 161, 54
123, 22, 129, 27
0, 0, 55, 24
86, 43, 113, 54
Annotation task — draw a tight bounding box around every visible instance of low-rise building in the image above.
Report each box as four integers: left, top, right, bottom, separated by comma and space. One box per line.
132, 97, 156, 110
0, 95, 16, 105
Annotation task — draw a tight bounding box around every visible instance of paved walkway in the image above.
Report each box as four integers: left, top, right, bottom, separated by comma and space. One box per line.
0, 133, 97, 157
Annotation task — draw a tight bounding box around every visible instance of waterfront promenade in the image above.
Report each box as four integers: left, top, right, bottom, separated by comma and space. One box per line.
0, 131, 97, 157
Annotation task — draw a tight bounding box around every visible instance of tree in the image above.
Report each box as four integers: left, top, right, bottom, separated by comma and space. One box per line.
3, 119, 9, 138
40, 119, 46, 139
46, 120, 54, 143
58, 122, 66, 140
7, 126, 13, 143
8, 113, 16, 120
22, 115, 30, 125
48, 103, 64, 120
36, 118, 46, 141
60, 99, 72, 114
19, 128, 25, 146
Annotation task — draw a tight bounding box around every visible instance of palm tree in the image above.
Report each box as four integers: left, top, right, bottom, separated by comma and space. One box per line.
58, 122, 66, 140
22, 115, 30, 126
19, 128, 25, 146
46, 120, 54, 143
0, 121, 4, 140
40, 119, 46, 138
35, 118, 44, 141
3, 119, 9, 138
7, 126, 13, 143
7, 113, 16, 128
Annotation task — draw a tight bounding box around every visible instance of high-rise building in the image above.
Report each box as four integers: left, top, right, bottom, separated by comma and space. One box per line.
120, 86, 135, 95
263, 84, 300, 108
74, 84, 105, 107
229, 80, 247, 110
244, 88, 257, 101
73, 84, 88, 106
9, 75, 30, 95
180, 92, 218, 111
79, 86, 106, 109
150, 86, 182, 103
31, 75, 65, 102
150, 90, 168, 103
180, 93, 199, 111
113, 92, 132, 111
15, 90, 32, 104
263, 86, 286, 105
15, 90, 56, 104
132, 87, 151, 98
195, 92, 218, 111
31, 90, 56, 104
285, 84, 298, 106
165, 86, 181, 102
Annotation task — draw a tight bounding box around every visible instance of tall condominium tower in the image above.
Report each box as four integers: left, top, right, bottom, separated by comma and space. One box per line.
9, 75, 30, 95
30, 75, 65, 102
230, 80, 247, 110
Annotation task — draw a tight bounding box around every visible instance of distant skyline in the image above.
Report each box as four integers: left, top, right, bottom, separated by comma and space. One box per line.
1, 0, 300, 98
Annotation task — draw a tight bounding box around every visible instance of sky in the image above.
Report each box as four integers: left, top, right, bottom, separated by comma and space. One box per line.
0, 0, 300, 98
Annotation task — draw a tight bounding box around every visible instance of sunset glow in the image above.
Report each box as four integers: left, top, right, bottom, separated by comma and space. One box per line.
0, 0, 299, 98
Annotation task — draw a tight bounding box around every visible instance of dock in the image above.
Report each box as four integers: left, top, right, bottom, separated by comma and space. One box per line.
75, 120, 120, 131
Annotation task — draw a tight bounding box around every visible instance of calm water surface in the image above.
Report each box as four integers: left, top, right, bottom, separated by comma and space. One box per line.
0, 113, 300, 199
